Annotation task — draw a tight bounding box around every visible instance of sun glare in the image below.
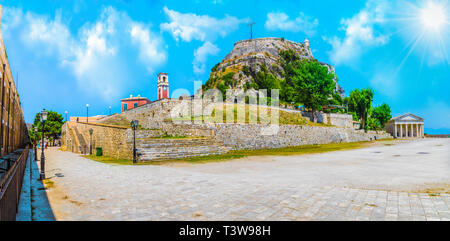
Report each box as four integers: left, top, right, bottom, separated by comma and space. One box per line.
420, 2, 447, 31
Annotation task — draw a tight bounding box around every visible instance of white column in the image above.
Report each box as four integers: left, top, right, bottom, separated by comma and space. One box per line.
400, 124, 403, 138
421, 124, 424, 137
394, 123, 397, 138
406, 124, 409, 138
415, 124, 418, 138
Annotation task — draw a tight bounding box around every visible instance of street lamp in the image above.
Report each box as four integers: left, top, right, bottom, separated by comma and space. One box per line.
130, 120, 139, 164
109, 106, 112, 115
65, 110, 68, 122
86, 104, 89, 123
89, 128, 93, 155
34, 126, 38, 161
40, 109, 48, 180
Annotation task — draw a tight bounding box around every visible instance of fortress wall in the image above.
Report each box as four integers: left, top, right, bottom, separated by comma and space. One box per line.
224, 37, 312, 65
301, 112, 353, 128
114, 99, 184, 129
211, 124, 392, 150
326, 113, 353, 128
65, 122, 133, 159
62, 120, 392, 161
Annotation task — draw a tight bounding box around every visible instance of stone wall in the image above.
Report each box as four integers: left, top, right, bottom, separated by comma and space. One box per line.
62, 122, 133, 160
62, 120, 392, 161
98, 98, 215, 130
302, 112, 353, 128
325, 113, 353, 128
211, 124, 392, 150
137, 122, 392, 151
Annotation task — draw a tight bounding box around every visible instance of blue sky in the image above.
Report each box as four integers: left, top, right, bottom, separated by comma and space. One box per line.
1, 0, 449, 134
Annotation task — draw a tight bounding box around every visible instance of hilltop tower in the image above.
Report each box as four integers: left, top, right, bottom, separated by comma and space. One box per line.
304, 38, 309, 49
157, 73, 169, 100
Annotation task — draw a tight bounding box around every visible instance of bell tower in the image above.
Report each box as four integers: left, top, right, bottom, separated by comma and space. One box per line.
157, 73, 169, 100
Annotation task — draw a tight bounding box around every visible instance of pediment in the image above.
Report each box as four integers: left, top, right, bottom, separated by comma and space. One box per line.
392, 113, 424, 122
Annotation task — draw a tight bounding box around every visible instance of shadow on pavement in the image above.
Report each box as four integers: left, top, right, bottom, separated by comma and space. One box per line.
30, 150, 56, 221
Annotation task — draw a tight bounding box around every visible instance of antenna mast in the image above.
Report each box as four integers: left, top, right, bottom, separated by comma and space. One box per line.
248, 22, 255, 40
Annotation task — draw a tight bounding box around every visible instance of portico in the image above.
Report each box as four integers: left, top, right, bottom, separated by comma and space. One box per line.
385, 113, 424, 138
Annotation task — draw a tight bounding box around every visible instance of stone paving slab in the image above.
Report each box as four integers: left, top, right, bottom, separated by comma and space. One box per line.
41, 138, 449, 221
16, 150, 33, 221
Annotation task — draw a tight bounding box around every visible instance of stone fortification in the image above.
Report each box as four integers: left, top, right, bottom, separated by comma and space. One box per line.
62, 122, 133, 159
203, 37, 345, 98
62, 119, 392, 162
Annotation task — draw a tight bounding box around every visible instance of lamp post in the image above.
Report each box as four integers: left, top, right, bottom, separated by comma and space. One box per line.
86, 104, 89, 123
40, 109, 48, 180
109, 106, 112, 115
89, 128, 93, 155
130, 120, 139, 164
65, 110, 68, 122
34, 126, 38, 161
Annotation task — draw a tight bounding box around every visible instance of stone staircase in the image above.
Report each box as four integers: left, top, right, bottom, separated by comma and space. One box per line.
136, 137, 231, 161
73, 127, 88, 154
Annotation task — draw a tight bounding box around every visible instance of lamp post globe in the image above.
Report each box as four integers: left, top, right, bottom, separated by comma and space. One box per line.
86, 104, 89, 123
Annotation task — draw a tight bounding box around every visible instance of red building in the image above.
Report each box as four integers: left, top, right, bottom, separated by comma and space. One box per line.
158, 73, 169, 100
121, 95, 151, 113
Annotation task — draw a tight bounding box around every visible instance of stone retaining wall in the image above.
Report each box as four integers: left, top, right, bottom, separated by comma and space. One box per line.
156, 123, 392, 151
68, 122, 133, 160
212, 124, 392, 150
62, 121, 392, 161
302, 112, 353, 128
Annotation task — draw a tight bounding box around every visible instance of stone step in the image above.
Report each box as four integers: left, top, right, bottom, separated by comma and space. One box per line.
138, 151, 228, 161
136, 142, 231, 161
136, 138, 219, 148
137, 146, 228, 154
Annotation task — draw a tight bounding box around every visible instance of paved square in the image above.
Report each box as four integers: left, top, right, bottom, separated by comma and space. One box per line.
40, 138, 449, 220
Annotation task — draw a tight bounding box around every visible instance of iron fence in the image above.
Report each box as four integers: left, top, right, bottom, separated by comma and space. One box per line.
0, 147, 29, 221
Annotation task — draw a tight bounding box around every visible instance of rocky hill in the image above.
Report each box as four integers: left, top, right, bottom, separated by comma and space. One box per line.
203, 37, 344, 99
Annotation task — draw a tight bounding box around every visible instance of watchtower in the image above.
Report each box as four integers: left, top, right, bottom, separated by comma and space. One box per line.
304, 38, 309, 49
157, 73, 169, 100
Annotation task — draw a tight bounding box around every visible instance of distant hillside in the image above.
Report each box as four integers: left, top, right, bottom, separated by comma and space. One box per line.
202, 37, 345, 101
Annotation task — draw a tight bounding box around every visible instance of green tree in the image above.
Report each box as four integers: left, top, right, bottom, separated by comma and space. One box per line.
348, 88, 374, 130
31, 110, 64, 146
287, 59, 336, 122
371, 103, 392, 129
367, 116, 381, 131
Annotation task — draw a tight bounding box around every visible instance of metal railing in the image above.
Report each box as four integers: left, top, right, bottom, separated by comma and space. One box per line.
0, 147, 29, 221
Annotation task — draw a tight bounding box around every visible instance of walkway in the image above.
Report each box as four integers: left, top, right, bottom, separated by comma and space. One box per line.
40, 138, 449, 220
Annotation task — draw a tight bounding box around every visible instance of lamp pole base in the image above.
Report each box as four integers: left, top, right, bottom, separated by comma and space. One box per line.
40, 153, 45, 180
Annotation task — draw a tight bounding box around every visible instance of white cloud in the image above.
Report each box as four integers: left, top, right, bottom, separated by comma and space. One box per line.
160, 6, 248, 42
193, 41, 220, 74
324, 0, 389, 65
131, 23, 168, 72
2, 7, 24, 31
4, 6, 167, 101
265, 12, 319, 36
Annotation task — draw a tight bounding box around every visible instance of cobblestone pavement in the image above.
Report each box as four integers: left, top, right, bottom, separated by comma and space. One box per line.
43, 138, 450, 221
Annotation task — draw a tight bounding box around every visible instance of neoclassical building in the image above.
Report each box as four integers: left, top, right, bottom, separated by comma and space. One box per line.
385, 113, 424, 138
